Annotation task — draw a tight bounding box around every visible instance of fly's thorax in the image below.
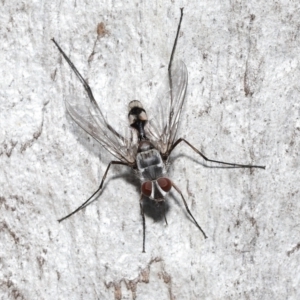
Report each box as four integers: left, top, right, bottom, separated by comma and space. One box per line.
141, 177, 172, 201
128, 100, 148, 141
136, 140, 166, 181
137, 140, 155, 153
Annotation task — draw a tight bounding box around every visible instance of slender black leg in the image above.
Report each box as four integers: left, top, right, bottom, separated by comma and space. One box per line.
168, 8, 184, 104
58, 161, 128, 222
169, 138, 266, 169
139, 194, 146, 253
162, 202, 168, 226
52, 39, 125, 141
168, 8, 184, 75
165, 11, 264, 170
172, 182, 207, 239
52, 38, 97, 105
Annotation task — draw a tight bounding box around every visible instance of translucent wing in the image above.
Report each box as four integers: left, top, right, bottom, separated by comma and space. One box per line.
147, 60, 188, 157
65, 94, 137, 164
52, 39, 136, 165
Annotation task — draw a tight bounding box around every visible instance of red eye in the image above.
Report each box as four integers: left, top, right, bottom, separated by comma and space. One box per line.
157, 178, 172, 192
141, 181, 152, 197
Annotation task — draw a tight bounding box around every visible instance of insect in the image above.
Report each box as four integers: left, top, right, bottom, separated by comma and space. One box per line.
52, 8, 265, 252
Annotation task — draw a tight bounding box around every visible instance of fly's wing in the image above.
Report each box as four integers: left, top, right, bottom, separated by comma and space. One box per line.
65, 94, 137, 165
52, 39, 136, 165
147, 60, 188, 156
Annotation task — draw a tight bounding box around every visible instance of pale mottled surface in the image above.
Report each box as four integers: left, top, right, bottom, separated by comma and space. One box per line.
1, 1, 299, 299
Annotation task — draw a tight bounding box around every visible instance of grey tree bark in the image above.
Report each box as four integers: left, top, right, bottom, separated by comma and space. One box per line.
1, 1, 299, 299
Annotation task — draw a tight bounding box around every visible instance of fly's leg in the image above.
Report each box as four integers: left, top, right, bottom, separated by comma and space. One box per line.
52, 38, 125, 140
58, 161, 128, 222
161, 202, 168, 225
166, 11, 264, 170
169, 138, 266, 169
168, 8, 184, 73
155, 201, 168, 225
139, 194, 146, 253
52, 38, 97, 104
168, 8, 184, 104
172, 182, 207, 239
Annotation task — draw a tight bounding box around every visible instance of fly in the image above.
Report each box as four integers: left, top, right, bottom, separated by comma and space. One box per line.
52, 8, 265, 252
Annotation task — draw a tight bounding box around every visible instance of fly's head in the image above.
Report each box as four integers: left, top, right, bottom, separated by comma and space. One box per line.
128, 100, 148, 141
141, 177, 172, 202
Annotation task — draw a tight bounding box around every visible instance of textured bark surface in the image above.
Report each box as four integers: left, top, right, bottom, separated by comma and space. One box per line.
1, 1, 299, 299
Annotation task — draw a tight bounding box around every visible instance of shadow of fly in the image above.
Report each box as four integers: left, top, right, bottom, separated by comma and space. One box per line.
52, 8, 265, 252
